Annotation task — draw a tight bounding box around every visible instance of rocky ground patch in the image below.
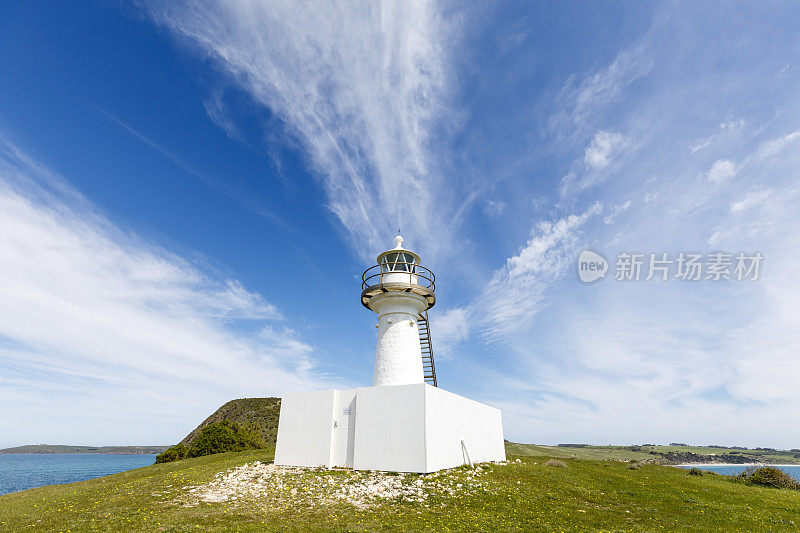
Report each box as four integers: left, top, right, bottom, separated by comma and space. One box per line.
177, 460, 515, 509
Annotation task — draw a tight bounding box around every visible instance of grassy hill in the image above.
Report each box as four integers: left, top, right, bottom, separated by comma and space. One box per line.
179, 397, 281, 447
507, 443, 800, 465
2, 444, 800, 531
0, 445, 168, 455
153, 397, 281, 463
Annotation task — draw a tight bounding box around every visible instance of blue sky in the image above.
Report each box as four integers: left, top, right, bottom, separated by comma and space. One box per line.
2, 2, 800, 449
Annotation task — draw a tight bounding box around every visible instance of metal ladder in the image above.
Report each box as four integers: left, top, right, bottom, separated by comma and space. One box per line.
417, 311, 438, 387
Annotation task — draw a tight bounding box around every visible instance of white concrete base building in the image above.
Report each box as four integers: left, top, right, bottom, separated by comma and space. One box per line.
275, 384, 505, 472
274, 236, 505, 473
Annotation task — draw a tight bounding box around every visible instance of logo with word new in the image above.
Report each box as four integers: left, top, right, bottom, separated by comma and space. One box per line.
577, 250, 608, 283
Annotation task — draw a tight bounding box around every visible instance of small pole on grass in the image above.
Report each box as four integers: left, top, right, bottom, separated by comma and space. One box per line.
461, 440, 474, 468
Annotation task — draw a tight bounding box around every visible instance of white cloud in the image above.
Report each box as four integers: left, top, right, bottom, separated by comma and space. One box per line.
430, 307, 470, 359
560, 131, 629, 197
690, 136, 714, 154
422, 205, 603, 355
603, 200, 631, 225
202, 89, 249, 146
428, 203, 603, 354
720, 117, 746, 132
473, 203, 602, 339
0, 136, 324, 447
554, 42, 654, 135
707, 159, 737, 183
584, 131, 626, 170
730, 188, 773, 212
142, 0, 456, 261
690, 116, 745, 153
757, 130, 800, 159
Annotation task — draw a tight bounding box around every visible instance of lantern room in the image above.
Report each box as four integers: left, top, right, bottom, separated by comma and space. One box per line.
360, 235, 435, 310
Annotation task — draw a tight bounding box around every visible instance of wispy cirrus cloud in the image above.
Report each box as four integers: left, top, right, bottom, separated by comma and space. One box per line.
141, 0, 458, 261
432, 202, 601, 349
551, 39, 653, 140
756, 129, 800, 159
474, 203, 601, 340
730, 188, 773, 213
0, 135, 324, 447
691, 116, 746, 153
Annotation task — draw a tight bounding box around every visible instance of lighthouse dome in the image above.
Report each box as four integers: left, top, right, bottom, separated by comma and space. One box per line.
377, 235, 420, 273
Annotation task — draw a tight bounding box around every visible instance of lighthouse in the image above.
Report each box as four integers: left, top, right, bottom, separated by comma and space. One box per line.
361, 234, 435, 387
274, 235, 505, 473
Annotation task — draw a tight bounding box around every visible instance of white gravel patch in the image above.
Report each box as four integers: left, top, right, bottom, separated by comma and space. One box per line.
180, 461, 506, 509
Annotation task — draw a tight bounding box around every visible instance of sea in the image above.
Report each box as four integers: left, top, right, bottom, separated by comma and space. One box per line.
0, 454, 156, 495
2, 456, 799, 496
676, 464, 800, 480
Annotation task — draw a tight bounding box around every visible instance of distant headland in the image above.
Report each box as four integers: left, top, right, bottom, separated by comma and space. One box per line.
0, 445, 169, 455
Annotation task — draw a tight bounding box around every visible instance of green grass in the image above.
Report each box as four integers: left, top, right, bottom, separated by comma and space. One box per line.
649, 446, 800, 464
507, 443, 800, 465
505, 443, 659, 462
2, 445, 800, 531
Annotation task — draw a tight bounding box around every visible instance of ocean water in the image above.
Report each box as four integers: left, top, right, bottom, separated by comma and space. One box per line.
677, 464, 800, 480
0, 454, 156, 495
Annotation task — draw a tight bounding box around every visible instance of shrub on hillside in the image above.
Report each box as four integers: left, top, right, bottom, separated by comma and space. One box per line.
155, 444, 188, 464
187, 420, 266, 458
545, 459, 567, 468
155, 421, 266, 464
737, 466, 800, 490
687, 467, 703, 476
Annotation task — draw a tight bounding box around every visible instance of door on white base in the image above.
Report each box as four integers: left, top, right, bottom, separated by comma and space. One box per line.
330, 390, 356, 467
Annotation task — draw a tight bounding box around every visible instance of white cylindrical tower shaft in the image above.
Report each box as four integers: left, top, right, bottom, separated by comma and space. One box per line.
371, 292, 427, 386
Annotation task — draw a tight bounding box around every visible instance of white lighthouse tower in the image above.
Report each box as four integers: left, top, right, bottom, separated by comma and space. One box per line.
362, 234, 435, 387
274, 235, 505, 473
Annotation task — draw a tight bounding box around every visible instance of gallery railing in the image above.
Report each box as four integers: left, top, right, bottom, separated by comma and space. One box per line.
361, 261, 435, 293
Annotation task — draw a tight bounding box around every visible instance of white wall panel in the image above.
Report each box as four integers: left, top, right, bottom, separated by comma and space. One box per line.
352, 386, 390, 470
274, 390, 335, 468
386, 384, 426, 472
424, 385, 506, 472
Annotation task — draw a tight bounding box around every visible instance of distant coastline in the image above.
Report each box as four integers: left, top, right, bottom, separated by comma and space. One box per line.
675, 463, 800, 467
0, 444, 169, 455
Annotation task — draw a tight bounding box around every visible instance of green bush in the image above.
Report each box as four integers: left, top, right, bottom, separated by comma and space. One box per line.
155, 421, 266, 463
155, 444, 188, 464
737, 466, 800, 490
687, 467, 703, 476
186, 420, 266, 458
